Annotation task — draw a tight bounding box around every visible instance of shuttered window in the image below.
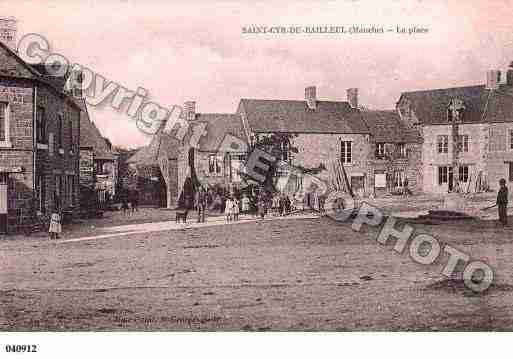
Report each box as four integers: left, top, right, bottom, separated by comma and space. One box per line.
341, 141, 352, 164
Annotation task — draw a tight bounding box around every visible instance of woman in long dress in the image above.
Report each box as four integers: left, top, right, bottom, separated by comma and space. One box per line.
225, 197, 233, 222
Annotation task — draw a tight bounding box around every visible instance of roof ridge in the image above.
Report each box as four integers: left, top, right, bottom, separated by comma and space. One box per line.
241, 98, 350, 104
402, 84, 485, 95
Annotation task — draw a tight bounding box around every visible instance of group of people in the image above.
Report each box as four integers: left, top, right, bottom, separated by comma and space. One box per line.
224, 196, 240, 221
121, 189, 139, 214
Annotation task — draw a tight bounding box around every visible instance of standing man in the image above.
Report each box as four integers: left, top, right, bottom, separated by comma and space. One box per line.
497, 178, 509, 226
196, 187, 207, 223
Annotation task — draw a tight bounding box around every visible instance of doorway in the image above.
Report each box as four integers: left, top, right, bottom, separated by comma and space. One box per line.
350, 175, 365, 197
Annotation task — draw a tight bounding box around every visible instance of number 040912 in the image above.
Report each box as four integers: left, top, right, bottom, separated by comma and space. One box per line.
5, 344, 38, 353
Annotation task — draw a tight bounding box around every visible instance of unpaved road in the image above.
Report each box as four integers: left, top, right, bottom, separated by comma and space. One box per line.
2, 215, 513, 330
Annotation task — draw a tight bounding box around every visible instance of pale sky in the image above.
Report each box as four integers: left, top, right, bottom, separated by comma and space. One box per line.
2, 0, 513, 148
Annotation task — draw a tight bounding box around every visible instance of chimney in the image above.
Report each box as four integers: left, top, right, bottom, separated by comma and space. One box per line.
184, 101, 196, 121
507, 62, 513, 86
486, 70, 501, 90
347, 88, 358, 109
305, 86, 317, 110
0, 17, 17, 51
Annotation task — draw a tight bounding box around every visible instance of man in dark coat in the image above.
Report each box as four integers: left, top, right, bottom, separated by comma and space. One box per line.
497, 178, 509, 226
195, 187, 207, 223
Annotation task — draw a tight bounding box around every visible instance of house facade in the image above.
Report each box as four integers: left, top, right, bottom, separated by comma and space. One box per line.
0, 42, 81, 233
129, 101, 248, 208
362, 110, 422, 196
177, 102, 247, 197
397, 65, 513, 194
237, 86, 421, 197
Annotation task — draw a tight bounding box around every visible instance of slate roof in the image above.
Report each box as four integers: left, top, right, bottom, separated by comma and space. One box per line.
361, 110, 421, 143
127, 123, 181, 165
189, 113, 246, 152
399, 84, 513, 125
0, 41, 81, 110
128, 113, 246, 165
30, 64, 68, 90
239, 99, 369, 134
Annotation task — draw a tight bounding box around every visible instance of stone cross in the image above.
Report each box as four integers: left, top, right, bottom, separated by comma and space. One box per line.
448, 99, 465, 122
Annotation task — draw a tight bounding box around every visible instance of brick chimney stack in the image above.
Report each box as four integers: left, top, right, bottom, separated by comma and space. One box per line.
0, 17, 17, 51
347, 88, 358, 109
184, 101, 196, 121
305, 86, 317, 110
486, 70, 501, 90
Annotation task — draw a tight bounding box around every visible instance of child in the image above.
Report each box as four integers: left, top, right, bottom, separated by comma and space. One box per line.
49, 208, 62, 240
233, 198, 240, 221
241, 194, 250, 214
225, 196, 233, 222
257, 196, 266, 220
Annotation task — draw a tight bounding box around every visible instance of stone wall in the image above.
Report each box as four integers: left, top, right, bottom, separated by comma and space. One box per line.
421, 123, 486, 193
292, 133, 372, 195
0, 79, 34, 231
36, 85, 81, 214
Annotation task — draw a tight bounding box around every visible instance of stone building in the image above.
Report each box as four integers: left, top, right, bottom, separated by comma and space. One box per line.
361, 109, 422, 195
0, 42, 81, 233
237, 86, 421, 197
397, 65, 513, 194
128, 101, 247, 208
127, 124, 179, 207
176, 102, 247, 198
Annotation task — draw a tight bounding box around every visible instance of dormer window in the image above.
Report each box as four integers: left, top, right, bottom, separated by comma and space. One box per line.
447, 98, 465, 123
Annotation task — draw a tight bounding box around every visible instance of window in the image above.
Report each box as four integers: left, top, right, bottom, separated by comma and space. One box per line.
397, 143, 407, 158
230, 154, 245, 182
457, 135, 469, 152
375, 143, 385, 159
438, 166, 449, 185
437, 135, 448, 154
510, 130, 513, 150
509, 163, 513, 182
458, 165, 469, 182
208, 154, 222, 175
0, 102, 10, 145
341, 141, 352, 164
36, 107, 47, 144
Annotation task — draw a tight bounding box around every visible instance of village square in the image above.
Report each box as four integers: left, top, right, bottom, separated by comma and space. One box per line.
2, 13, 513, 331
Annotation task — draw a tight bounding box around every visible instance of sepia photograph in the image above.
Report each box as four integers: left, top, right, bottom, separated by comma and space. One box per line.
1, 0, 513, 357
